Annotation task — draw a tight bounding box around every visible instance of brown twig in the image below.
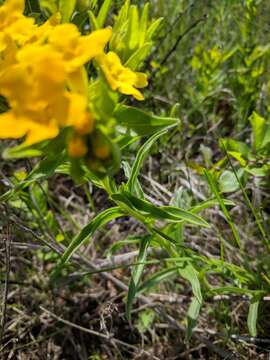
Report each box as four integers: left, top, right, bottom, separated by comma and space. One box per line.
40, 306, 159, 360
159, 14, 207, 67
0, 222, 11, 344
8, 216, 237, 359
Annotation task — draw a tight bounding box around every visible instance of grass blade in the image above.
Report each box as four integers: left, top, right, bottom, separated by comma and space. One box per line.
126, 236, 150, 320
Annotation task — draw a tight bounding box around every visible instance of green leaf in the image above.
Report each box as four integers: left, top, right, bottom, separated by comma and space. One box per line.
187, 297, 201, 339
227, 151, 247, 166
40, 0, 58, 13
220, 138, 250, 158
126, 129, 169, 194
138, 267, 178, 293
244, 166, 268, 177
218, 169, 244, 193
60, 207, 124, 265
249, 112, 270, 152
204, 169, 241, 248
160, 205, 209, 227
89, 80, 118, 121
112, 192, 209, 227
190, 198, 235, 213
111, 0, 129, 35
116, 134, 140, 150
127, 5, 139, 51
139, 3, 149, 47
249, 112, 267, 151
210, 286, 260, 296
126, 236, 150, 319
114, 105, 179, 136
246, 45, 270, 66
96, 0, 112, 28
76, 0, 92, 12
179, 263, 202, 304
88, 10, 99, 30
106, 237, 140, 257
136, 309, 155, 333
145, 18, 163, 41
59, 0, 76, 22
2, 143, 43, 159
122, 161, 144, 199
247, 297, 260, 337
30, 181, 48, 214
125, 43, 152, 70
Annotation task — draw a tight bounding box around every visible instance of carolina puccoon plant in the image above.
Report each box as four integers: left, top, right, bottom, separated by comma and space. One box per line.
1, 0, 268, 339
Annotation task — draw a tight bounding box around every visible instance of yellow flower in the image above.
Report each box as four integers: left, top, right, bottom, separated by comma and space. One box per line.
48, 24, 112, 99
0, 42, 94, 146
0, 5, 108, 155
0, 58, 61, 145
0, 0, 35, 51
49, 24, 112, 73
0, 0, 36, 76
96, 52, 148, 100
27, 13, 61, 45
0, 110, 59, 145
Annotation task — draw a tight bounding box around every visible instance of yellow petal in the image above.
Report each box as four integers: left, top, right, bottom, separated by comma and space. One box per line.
0, 33, 7, 52
0, 111, 28, 138
78, 27, 112, 60
134, 72, 148, 88
49, 23, 80, 51
4, 0, 25, 12
67, 66, 88, 96
118, 83, 144, 101
25, 120, 59, 145
97, 51, 147, 100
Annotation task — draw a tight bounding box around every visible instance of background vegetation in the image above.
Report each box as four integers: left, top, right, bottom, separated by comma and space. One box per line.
1, 0, 270, 358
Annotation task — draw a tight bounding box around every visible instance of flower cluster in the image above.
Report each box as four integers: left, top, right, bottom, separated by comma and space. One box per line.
0, 0, 148, 158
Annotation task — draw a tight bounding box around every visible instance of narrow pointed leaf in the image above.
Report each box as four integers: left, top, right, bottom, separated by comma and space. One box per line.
59, 0, 76, 22
126, 236, 150, 319
138, 267, 178, 293
126, 129, 168, 193
97, 0, 112, 28
60, 207, 124, 264
178, 263, 202, 304
248, 298, 260, 337
187, 297, 201, 339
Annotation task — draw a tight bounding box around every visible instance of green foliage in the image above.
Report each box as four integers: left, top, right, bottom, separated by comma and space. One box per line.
114, 105, 179, 135
59, 206, 125, 265
2, 0, 270, 348
248, 297, 260, 337
109, 1, 163, 66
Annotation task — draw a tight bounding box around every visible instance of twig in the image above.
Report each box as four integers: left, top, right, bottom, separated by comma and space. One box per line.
0, 223, 11, 344
76, 256, 237, 359
9, 215, 236, 358
40, 306, 159, 360
145, 2, 195, 69
159, 14, 207, 67
231, 334, 270, 344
